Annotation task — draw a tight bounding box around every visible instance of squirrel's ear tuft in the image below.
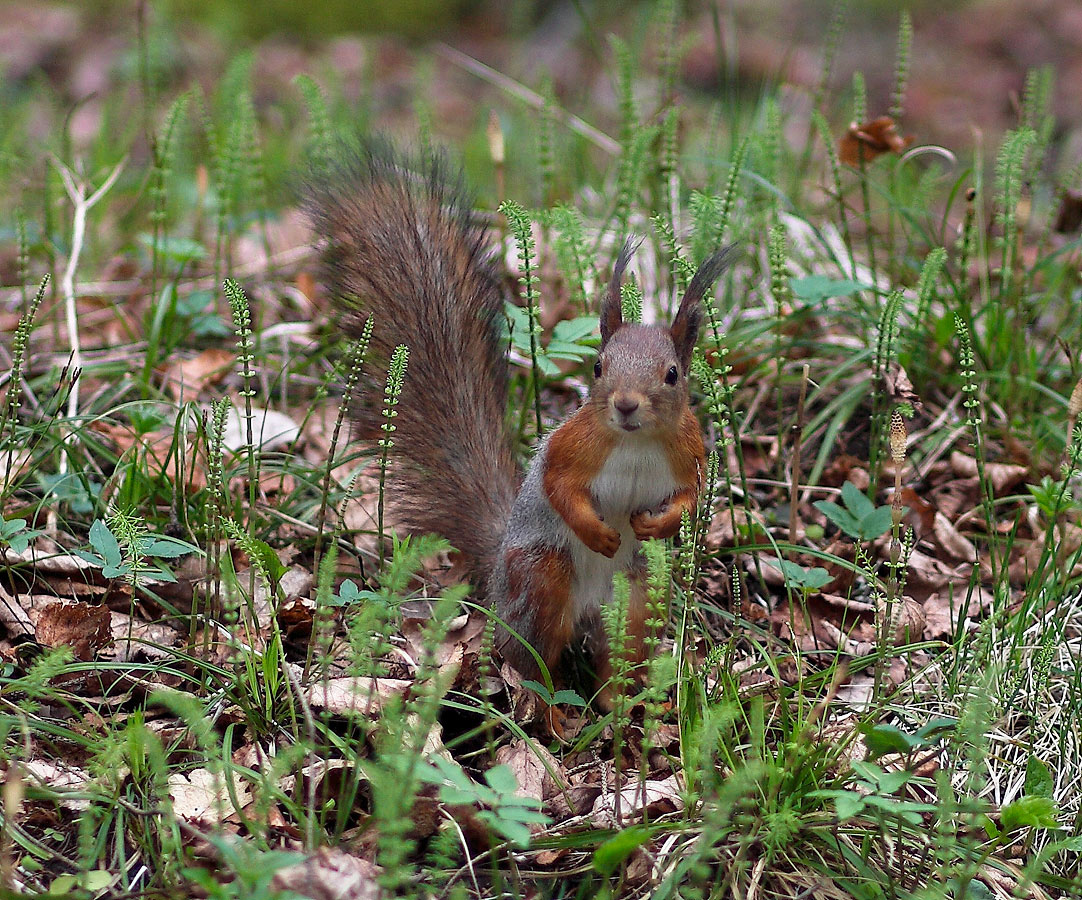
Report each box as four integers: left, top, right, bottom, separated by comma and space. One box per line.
670, 244, 738, 371
599, 239, 638, 348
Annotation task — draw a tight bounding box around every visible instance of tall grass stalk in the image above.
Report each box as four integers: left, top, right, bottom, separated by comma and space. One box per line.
813, 110, 856, 277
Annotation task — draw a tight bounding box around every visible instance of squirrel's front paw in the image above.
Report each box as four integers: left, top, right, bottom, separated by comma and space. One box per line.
585, 524, 621, 558
631, 509, 678, 541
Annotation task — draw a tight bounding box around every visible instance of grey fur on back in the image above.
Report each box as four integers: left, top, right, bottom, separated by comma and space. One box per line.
303, 140, 517, 579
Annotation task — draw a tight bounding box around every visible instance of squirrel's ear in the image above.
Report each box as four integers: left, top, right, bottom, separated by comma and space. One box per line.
670, 244, 738, 371
599, 239, 637, 348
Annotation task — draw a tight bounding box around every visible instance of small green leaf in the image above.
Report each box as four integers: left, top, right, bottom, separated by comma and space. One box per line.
335, 579, 363, 606
551, 688, 588, 707
484, 764, 519, 795
955, 879, 994, 899
520, 679, 553, 704
789, 275, 874, 303
50, 874, 78, 894
840, 481, 875, 520
83, 870, 113, 891
551, 317, 598, 343
914, 717, 957, 740
1000, 795, 1059, 831
834, 791, 864, 821
814, 500, 862, 538
144, 537, 199, 559
478, 810, 533, 848
861, 723, 921, 758
248, 538, 287, 587
776, 559, 832, 591
858, 505, 896, 540
88, 519, 123, 567
594, 824, 651, 875
1024, 755, 1054, 799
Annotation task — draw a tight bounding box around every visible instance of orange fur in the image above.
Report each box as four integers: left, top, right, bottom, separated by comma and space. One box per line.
503, 546, 574, 677
542, 408, 620, 556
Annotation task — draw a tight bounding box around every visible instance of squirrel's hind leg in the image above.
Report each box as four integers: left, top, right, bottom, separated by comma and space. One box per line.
496, 546, 575, 686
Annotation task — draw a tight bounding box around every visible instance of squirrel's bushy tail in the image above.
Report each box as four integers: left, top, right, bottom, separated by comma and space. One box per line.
304, 140, 516, 579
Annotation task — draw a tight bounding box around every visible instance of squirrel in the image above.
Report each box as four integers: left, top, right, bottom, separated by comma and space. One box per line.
304, 140, 734, 714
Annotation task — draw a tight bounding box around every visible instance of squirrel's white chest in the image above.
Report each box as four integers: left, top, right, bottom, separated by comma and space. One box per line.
590, 439, 678, 520
565, 440, 678, 620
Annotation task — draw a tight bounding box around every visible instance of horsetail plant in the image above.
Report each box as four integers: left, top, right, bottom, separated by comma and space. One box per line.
813, 110, 856, 277
547, 204, 594, 312
377, 345, 409, 570
313, 321, 373, 573
3, 275, 48, 482
799, 0, 849, 184
851, 71, 867, 126
15, 208, 29, 307
500, 199, 544, 436
889, 11, 912, 123
295, 74, 334, 165
620, 275, 643, 323
148, 90, 191, 305
537, 75, 557, 207
913, 246, 948, 330
652, 213, 693, 300
639, 538, 673, 819
870, 289, 906, 487
601, 571, 633, 822
955, 313, 997, 580
224, 278, 258, 530
993, 127, 1036, 297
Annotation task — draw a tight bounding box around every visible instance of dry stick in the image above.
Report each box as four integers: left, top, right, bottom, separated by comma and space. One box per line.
434, 44, 621, 156
54, 156, 126, 422
788, 364, 811, 543
49, 157, 126, 532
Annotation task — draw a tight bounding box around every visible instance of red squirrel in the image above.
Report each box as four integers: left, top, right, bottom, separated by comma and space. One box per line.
305, 141, 734, 709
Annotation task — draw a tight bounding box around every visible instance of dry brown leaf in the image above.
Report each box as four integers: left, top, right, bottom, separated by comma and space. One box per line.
107, 613, 180, 662
923, 585, 993, 640
591, 773, 683, 827
948, 451, 1028, 494
306, 677, 410, 716
271, 847, 380, 900
278, 597, 315, 639
0, 546, 96, 575
839, 116, 913, 166
0, 584, 33, 638
21, 760, 91, 810
168, 768, 253, 823
932, 512, 978, 562
33, 600, 111, 660
884, 362, 922, 411
877, 595, 926, 644
495, 739, 564, 804
249, 566, 314, 641
705, 506, 754, 549
222, 405, 300, 452
1010, 524, 1082, 584
162, 348, 234, 402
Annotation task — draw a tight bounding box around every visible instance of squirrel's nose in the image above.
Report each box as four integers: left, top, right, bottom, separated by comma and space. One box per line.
614, 396, 640, 417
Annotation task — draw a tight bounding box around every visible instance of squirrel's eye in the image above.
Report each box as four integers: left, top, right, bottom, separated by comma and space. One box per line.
665, 365, 679, 385
593, 359, 603, 378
